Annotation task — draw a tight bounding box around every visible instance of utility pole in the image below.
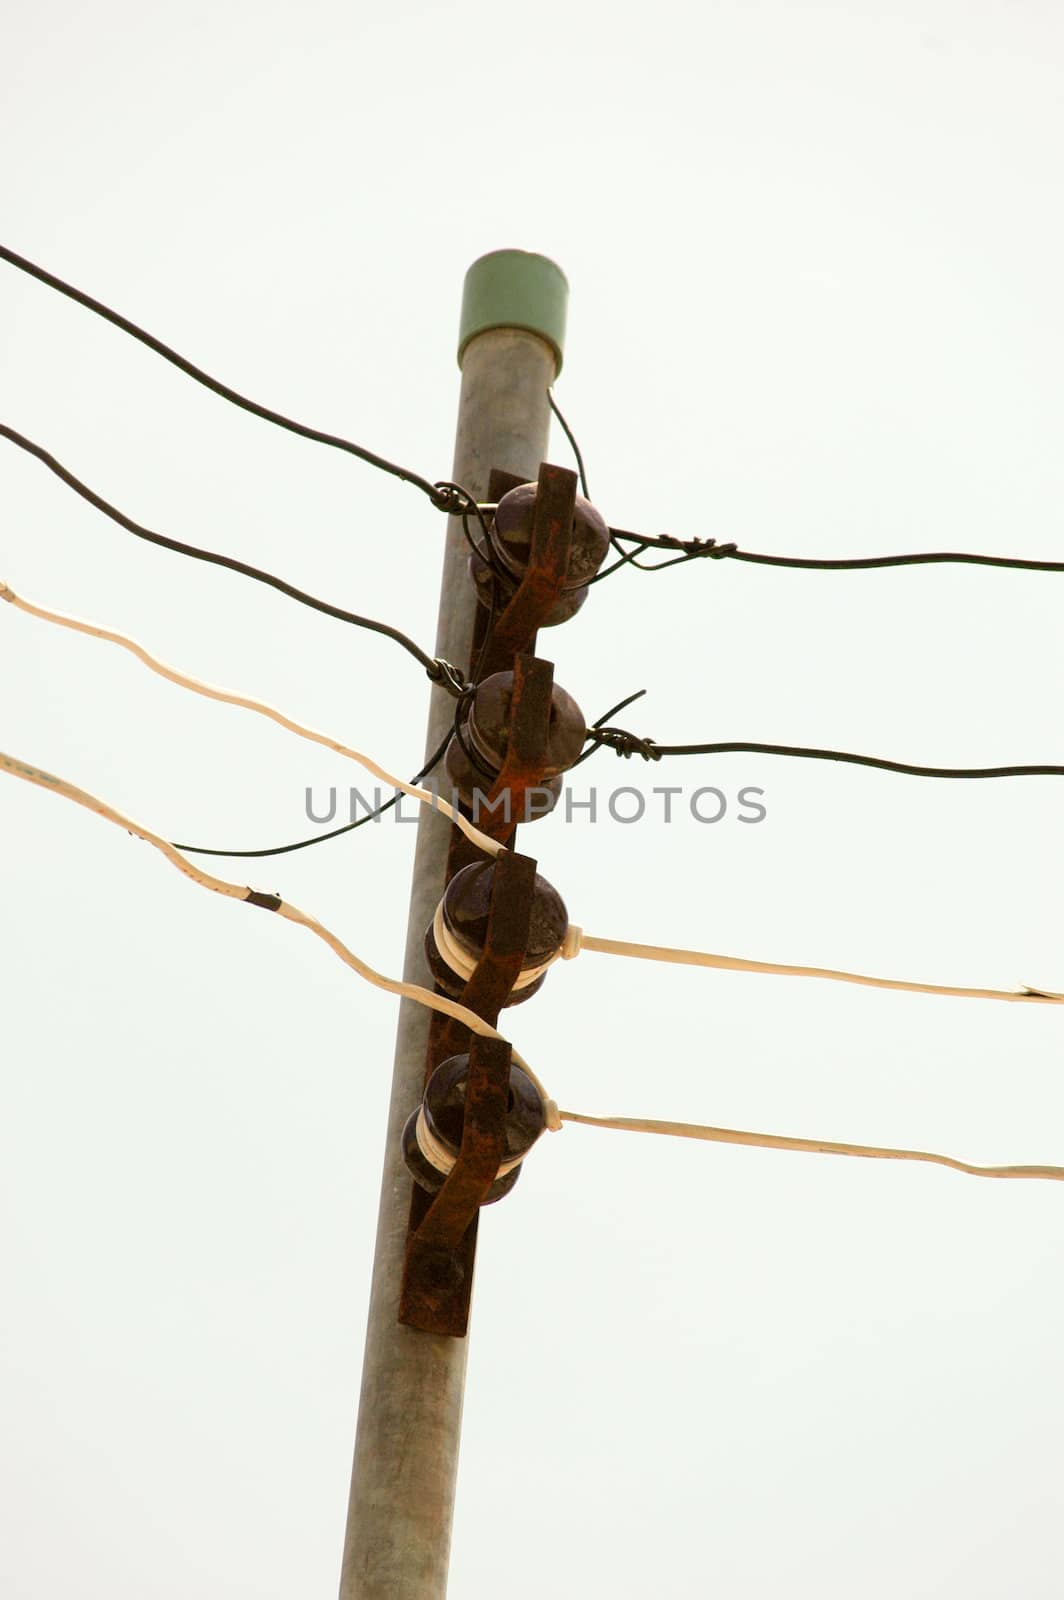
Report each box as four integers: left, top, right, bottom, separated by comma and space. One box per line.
339, 250, 568, 1599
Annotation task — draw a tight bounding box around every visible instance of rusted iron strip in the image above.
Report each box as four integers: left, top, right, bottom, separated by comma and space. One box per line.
399, 463, 569, 1337
479, 462, 576, 673
411, 1035, 512, 1252
475, 654, 556, 843
399, 855, 538, 1335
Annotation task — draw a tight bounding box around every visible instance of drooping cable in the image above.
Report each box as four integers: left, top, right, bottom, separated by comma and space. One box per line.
605, 524, 1064, 575
559, 925, 1062, 1007
0, 425, 462, 688
544, 392, 692, 584
173, 728, 454, 859
726, 545, 1064, 574
2, 750, 1058, 1187
0, 747, 529, 1053
0, 581, 501, 858
555, 1109, 1064, 1184
584, 726, 1064, 780
164, 518, 511, 860
0, 243, 474, 514
547, 389, 590, 499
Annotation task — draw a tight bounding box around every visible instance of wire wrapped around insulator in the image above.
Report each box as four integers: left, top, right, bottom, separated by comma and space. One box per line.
425, 861, 569, 1005
401, 1053, 548, 1202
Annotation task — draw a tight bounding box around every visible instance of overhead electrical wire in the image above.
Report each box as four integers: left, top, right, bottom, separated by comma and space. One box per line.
547, 389, 590, 498
0, 581, 500, 858
0, 747, 541, 1064
6, 745, 1061, 1187
173, 728, 455, 859
0, 425, 463, 689
605, 525, 1064, 575
557, 925, 1062, 1007
718, 544, 1064, 574
0, 243, 476, 516
9, 581, 1061, 1004
9, 239, 1059, 573
546, 390, 697, 583
583, 725, 1064, 780
7, 254, 1062, 1194
554, 1109, 1064, 1185
546, 389, 1064, 577
13, 575, 1058, 1007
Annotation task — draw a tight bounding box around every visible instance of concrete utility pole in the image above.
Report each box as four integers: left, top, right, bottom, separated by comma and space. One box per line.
339, 250, 568, 1600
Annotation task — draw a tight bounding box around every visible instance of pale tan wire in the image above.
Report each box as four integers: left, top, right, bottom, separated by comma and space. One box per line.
556, 1110, 1064, 1183
414, 1105, 525, 1178
560, 927, 1064, 1006
432, 900, 558, 992
9, 579, 1059, 1008
0, 749, 515, 1048
0, 581, 503, 859
2, 748, 1060, 1184
5, 585, 1063, 1185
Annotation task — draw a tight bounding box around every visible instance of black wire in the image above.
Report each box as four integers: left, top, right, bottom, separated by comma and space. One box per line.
607, 523, 1064, 574
546, 390, 659, 591
450, 555, 507, 781
593, 687, 649, 726
0, 242, 466, 511
582, 543, 660, 586
571, 689, 649, 767
587, 730, 1064, 779
451, 687, 499, 783
0, 424, 460, 686
541, 392, 716, 589
544, 393, 676, 588
181, 537, 508, 859
547, 389, 590, 499
727, 549, 1064, 573
173, 728, 454, 858
457, 505, 511, 585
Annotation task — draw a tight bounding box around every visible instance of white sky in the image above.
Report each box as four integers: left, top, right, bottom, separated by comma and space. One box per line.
2, 2, 1063, 1595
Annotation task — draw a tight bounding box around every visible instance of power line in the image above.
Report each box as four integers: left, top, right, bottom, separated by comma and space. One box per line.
5, 734, 1061, 1186
185, 691, 647, 858
560, 926, 1062, 1007
585, 727, 1064, 780
545, 392, 718, 584
555, 1109, 1064, 1185
173, 729, 453, 859
0, 745, 538, 1062
547, 389, 590, 498
11, 233, 1053, 575
1, 424, 462, 688
0, 581, 501, 856
15, 747, 1054, 1188
725, 545, 1064, 574
0, 243, 476, 515
543, 388, 1064, 577
607, 525, 1064, 575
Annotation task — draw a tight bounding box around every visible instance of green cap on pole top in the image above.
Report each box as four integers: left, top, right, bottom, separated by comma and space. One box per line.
458, 249, 568, 374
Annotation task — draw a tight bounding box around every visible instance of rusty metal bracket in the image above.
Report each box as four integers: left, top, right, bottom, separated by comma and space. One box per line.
399, 462, 575, 1338
399, 851, 538, 1336
397, 1038, 511, 1334
476, 653, 556, 844
479, 462, 577, 673
410, 1034, 512, 1252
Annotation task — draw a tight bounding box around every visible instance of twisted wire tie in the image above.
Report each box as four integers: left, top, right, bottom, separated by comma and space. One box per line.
649, 536, 739, 559
426, 658, 468, 697
591, 728, 662, 762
